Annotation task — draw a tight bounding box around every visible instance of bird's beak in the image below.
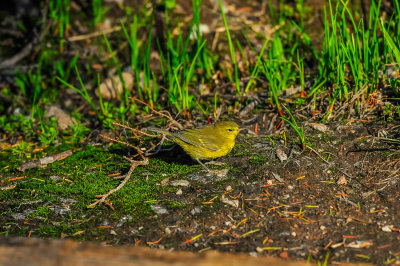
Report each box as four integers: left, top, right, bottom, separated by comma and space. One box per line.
238, 128, 246, 132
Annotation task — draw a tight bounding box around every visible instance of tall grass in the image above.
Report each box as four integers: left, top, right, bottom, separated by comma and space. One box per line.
218, 0, 240, 96
50, 0, 400, 127
260, 35, 296, 115
49, 0, 70, 52
313, 0, 396, 119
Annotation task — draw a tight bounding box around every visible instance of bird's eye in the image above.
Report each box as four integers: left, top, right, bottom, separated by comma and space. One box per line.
228, 128, 233, 132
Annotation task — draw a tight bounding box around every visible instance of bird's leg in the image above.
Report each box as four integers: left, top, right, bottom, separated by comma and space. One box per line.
196, 159, 211, 172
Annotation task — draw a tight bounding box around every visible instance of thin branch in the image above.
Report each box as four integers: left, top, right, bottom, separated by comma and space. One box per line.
87, 157, 149, 208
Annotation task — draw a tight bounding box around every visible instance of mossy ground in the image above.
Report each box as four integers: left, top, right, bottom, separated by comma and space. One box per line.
0, 142, 201, 239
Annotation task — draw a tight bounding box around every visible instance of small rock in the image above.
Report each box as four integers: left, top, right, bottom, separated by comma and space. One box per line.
283, 194, 290, 200
276, 147, 287, 162
225, 185, 232, 192
160, 177, 170, 186
271, 173, 283, 182
11, 213, 27, 220
284, 86, 301, 96
382, 225, 393, 232
117, 215, 132, 227
59, 198, 77, 204
49, 175, 62, 182
165, 227, 172, 236
207, 169, 228, 179
176, 188, 183, 195
309, 123, 329, 132
53, 205, 71, 215
151, 204, 168, 215
190, 24, 210, 40
110, 230, 117, 235
11, 209, 35, 220
337, 176, 347, 185
97, 72, 134, 100
188, 169, 228, 183
170, 180, 190, 187
252, 143, 270, 150
191, 207, 202, 215
45, 105, 75, 131
221, 194, 239, 208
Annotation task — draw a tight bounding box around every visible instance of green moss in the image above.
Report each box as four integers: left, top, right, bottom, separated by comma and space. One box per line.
167, 201, 186, 209
229, 143, 252, 157
0, 140, 234, 241
249, 154, 266, 165
37, 224, 81, 238
29, 206, 52, 219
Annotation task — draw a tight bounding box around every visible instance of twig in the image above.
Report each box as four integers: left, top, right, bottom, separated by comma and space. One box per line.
0, 43, 33, 71
87, 156, 149, 208
130, 97, 183, 130
67, 26, 122, 42
112, 122, 156, 138
100, 123, 167, 158
332, 84, 368, 119
17, 150, 72, 172
306, 145, 330, 164
239, 97, 261, 118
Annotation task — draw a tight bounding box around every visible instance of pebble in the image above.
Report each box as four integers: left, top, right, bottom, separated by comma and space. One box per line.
151, 204, 168, 214
170, 180, 190, 187
117, 215, 132, 227
49, 175, 62, 182
221, 194, 239, 208
382, 225, 393, 232
191, 207, 202, 215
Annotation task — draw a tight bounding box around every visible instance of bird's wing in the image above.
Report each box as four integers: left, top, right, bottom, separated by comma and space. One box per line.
172, 129, 220, 152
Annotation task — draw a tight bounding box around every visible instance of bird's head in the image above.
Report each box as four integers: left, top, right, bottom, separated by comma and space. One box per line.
214, 121, 240, 139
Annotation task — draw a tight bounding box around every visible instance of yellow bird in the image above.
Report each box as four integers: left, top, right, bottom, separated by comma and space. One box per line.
148, 121, 240, 171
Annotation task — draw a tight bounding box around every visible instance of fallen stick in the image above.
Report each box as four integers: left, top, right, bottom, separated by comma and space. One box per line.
17, 150, 72, 172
